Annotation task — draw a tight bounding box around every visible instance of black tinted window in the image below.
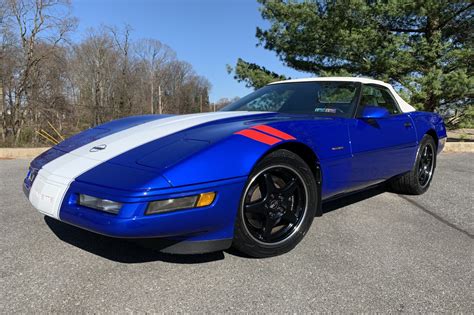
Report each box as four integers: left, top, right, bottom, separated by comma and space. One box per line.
359, 85, 400, 114
222, 82, 359, 117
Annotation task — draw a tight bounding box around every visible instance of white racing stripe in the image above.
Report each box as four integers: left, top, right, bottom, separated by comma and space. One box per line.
29, 111, 265, 219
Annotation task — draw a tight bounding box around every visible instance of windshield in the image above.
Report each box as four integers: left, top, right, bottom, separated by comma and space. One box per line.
221, 81, 360, 118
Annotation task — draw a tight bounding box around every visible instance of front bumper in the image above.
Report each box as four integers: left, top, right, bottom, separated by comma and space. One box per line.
24, 173, 247, 243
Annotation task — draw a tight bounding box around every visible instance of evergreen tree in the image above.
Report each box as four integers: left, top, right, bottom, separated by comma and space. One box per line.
231, 0, 473, 112
227, 58, 287, 89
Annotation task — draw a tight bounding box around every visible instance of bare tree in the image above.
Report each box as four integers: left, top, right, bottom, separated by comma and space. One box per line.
0, 12, 213, 146
109, 24, 133, 116
134, 38, 175, 114
71, 28, 118, 126
1, 0, 76, 144
212, 97, 240, 111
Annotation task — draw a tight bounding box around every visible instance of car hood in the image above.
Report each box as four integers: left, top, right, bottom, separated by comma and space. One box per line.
31, 112, 278, 190
99, 111, 286, 170
103, 111, 321, 172
33, 111, 338, 192
52, 111, 269, 162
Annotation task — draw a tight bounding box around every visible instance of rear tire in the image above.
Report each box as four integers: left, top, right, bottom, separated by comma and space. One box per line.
232, 149, 319, 258
390, 135, 437, 195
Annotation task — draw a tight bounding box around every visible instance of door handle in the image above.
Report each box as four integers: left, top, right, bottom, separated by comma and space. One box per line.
404, 122, 412, 128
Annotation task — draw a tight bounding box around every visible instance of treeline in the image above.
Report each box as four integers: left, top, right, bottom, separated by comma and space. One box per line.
0, 0, 212, 147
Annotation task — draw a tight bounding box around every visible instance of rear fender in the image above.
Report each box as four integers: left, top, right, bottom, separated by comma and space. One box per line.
409, 112, 447, 153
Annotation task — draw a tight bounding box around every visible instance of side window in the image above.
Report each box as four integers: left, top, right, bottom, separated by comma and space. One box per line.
360, 85, 400, 115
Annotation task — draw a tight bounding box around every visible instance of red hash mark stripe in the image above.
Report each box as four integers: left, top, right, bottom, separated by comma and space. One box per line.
234, 129, 282, 145
251, 125, 296, 140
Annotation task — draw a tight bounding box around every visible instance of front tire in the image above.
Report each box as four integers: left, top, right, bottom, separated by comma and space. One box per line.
390, 134, 437, 195
232, 149, 319, 258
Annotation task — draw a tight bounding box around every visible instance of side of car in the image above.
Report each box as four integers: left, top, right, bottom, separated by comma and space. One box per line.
230, 82, 446, 257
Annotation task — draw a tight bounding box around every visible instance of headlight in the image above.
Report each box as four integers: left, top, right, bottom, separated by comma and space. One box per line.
146, 192, 216, 215
78, 194, 122, 214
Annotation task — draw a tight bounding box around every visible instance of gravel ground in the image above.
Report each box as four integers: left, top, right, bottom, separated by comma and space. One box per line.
0, 153, 472, 313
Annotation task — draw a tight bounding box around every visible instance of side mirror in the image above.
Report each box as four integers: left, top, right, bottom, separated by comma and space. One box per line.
359, 105, 390, 119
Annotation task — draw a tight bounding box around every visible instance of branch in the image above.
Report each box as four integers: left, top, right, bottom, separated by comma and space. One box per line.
438, 3, 474, 30
388, 27, 425, 33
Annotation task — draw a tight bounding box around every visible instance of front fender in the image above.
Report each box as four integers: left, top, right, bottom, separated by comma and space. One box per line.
162, 132, 285, 187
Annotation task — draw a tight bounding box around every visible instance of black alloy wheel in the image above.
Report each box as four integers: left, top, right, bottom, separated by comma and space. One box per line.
417, 143, 434, 188
242, 165, 307, 244
390, 134, 437, 195
232, 149, 319, 258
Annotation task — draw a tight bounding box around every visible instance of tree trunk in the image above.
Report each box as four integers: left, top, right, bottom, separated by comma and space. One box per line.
0, 83, 4, 142
158, 85, 162, 114
150, 78, 154, 114
424, 93, 438, 112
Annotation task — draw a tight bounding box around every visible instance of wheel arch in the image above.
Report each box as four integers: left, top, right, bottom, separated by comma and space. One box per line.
261, 141, 323, 217
426, 129, 439, 149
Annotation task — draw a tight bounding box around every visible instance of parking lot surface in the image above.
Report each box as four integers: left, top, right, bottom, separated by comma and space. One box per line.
0, 153, 472, 313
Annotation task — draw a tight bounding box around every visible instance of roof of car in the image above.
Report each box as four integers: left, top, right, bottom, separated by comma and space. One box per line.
269, 77, 390, 86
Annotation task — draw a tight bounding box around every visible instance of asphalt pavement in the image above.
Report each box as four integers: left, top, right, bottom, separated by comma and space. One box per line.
0, 153, 472, 313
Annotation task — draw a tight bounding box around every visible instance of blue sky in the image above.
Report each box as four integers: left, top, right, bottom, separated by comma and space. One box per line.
71, 0, 309, 102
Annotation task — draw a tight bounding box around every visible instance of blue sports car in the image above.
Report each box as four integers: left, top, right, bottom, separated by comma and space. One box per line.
24, 77, 446, 257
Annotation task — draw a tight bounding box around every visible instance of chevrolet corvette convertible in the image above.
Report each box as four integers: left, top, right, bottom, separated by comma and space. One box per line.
24, 77, 446, 257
